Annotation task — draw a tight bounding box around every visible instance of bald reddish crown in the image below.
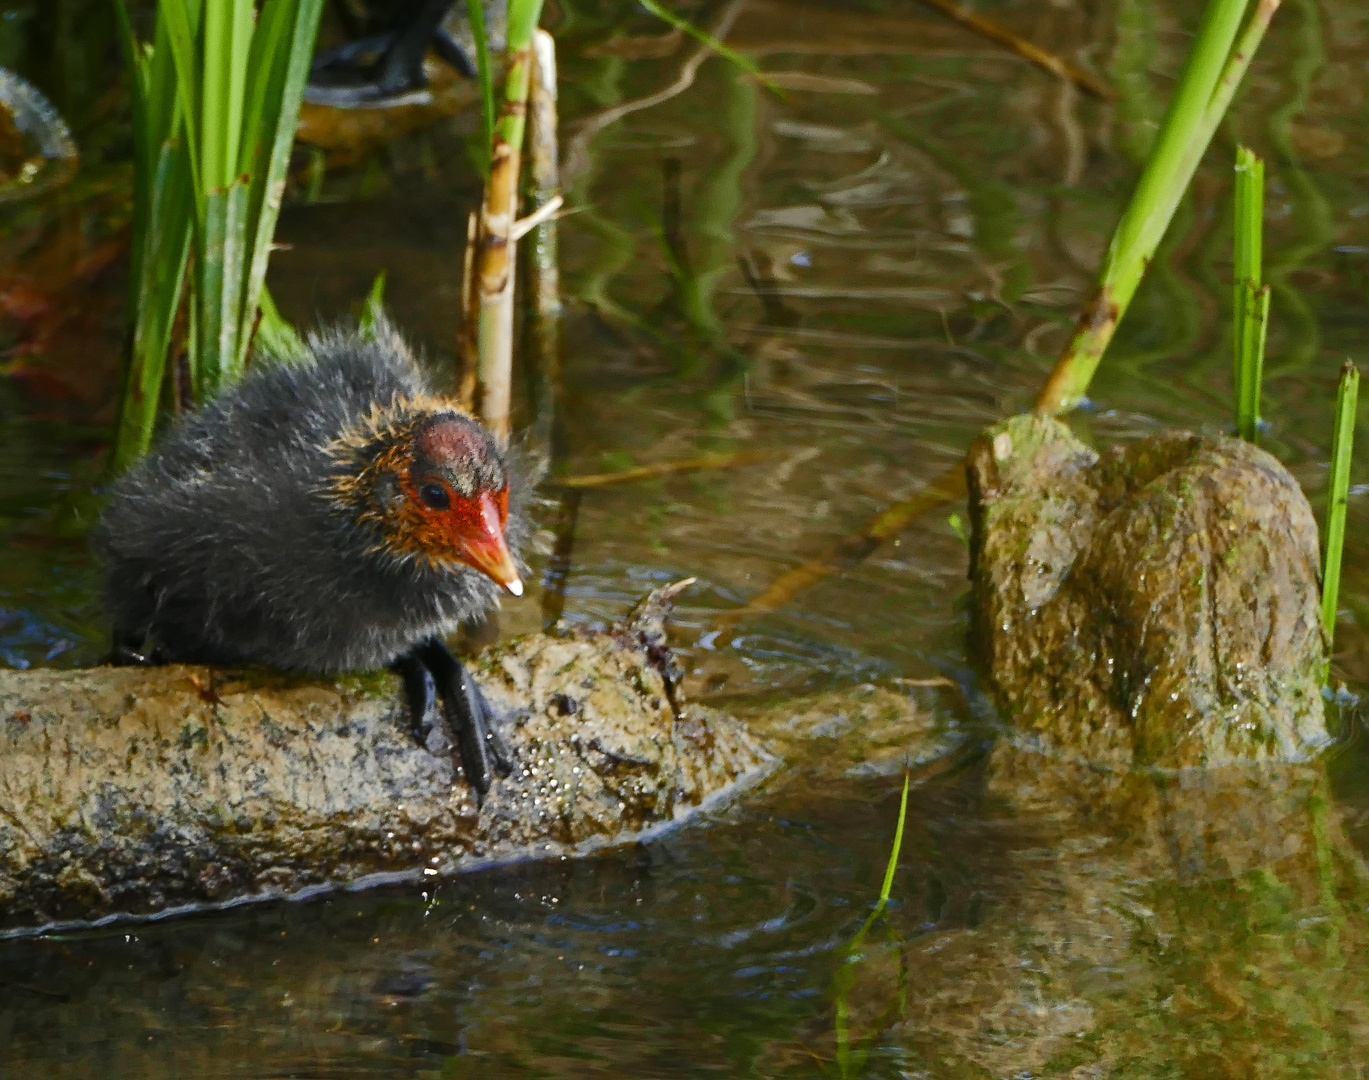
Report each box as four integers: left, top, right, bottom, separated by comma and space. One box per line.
411, 414, 505, 497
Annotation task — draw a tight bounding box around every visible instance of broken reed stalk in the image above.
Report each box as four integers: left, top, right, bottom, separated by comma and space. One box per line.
717, 0, 1282, 628
470, 0, 547, 444
525, 28, 562, 459
1321, 362, 1358, 644
1233, 145, 1270, 442
915, 0, 1117, 100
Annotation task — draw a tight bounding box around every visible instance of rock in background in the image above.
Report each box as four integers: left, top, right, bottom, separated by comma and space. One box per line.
966, 414, 1331, 768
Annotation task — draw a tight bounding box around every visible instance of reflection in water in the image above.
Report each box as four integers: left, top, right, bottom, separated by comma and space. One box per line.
3, 0, 1369, 1074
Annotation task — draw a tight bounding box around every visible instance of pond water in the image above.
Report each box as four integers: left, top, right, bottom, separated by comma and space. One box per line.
4, 0, 1369, 1075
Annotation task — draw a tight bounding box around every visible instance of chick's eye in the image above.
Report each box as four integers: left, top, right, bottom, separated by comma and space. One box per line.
417, 482, 450, 510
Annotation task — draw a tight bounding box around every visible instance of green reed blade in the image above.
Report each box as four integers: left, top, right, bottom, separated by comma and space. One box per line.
130, 140, 193, 439
236, 0, 325, 373
1322, 361, 1359, 645
1233, 146, 1263, 287
240, 0, 294, 168
201, 0, 253, 191
112, 0, 324, 458
158, 0, 204, 208
1233, 145, 1267, 441
877, 772, 910, 912
111, 0, 149, 317
110, 0, 194, 474
464, 0, 495, 175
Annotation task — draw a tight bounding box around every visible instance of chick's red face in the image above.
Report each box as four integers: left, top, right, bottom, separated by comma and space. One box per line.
404, 477, 521, 595
397, 416, 522, 595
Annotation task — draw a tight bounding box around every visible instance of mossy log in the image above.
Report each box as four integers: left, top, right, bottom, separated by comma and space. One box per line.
0, 590, 768, 935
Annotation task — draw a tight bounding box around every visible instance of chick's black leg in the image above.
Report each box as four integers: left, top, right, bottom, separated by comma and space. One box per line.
394, 652, 438, 745
411, 637, 512, 798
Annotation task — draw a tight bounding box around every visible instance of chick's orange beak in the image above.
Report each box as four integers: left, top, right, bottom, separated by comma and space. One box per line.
456, 490, 523, 596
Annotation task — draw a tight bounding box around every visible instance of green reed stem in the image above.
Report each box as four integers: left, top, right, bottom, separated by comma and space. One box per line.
1034, 0, 1281, 415
470, 0, 546, 442
1233, 145, 1269, 441
1322, 361, 1358, 644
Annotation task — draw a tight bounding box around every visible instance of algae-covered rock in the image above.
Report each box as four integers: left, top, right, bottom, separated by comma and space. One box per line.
0, 596, 769, 934
966, 414, 1330, 767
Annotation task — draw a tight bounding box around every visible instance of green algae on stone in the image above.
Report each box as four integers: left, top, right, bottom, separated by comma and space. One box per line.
966, 414, 1330, 768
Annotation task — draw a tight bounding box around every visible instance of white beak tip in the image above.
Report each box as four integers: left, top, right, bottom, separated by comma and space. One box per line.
505, 578, 524, 597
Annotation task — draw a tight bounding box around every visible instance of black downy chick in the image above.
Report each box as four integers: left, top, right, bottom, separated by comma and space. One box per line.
95, 319, 527, 797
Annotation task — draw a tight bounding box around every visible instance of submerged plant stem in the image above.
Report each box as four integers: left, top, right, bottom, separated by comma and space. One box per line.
555, 451, 773, 490
716, 469, 968, 633
917, 0, 1117, 99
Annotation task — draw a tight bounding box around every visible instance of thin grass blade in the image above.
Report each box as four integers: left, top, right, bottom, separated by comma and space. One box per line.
832, 772, 912, 1079
201, 0, 253, 190
876, 772, 911, 912
240, 0, 294, 168
637, 0, 778, 92
1322, 361, 1359, 644
113, 134, 193, 472
1233, 144, 1266, 440
218, 180, 251, 387
110, 1, 194, 473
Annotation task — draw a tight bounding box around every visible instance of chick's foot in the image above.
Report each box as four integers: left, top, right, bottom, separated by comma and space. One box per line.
399, 637, 513, 799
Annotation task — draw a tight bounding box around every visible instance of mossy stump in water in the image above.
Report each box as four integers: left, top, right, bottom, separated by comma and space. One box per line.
966, 414, 1331, 768
0, 592, 768, 935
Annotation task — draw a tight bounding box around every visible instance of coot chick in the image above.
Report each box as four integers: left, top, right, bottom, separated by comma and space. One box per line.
95, 318, 526, 797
